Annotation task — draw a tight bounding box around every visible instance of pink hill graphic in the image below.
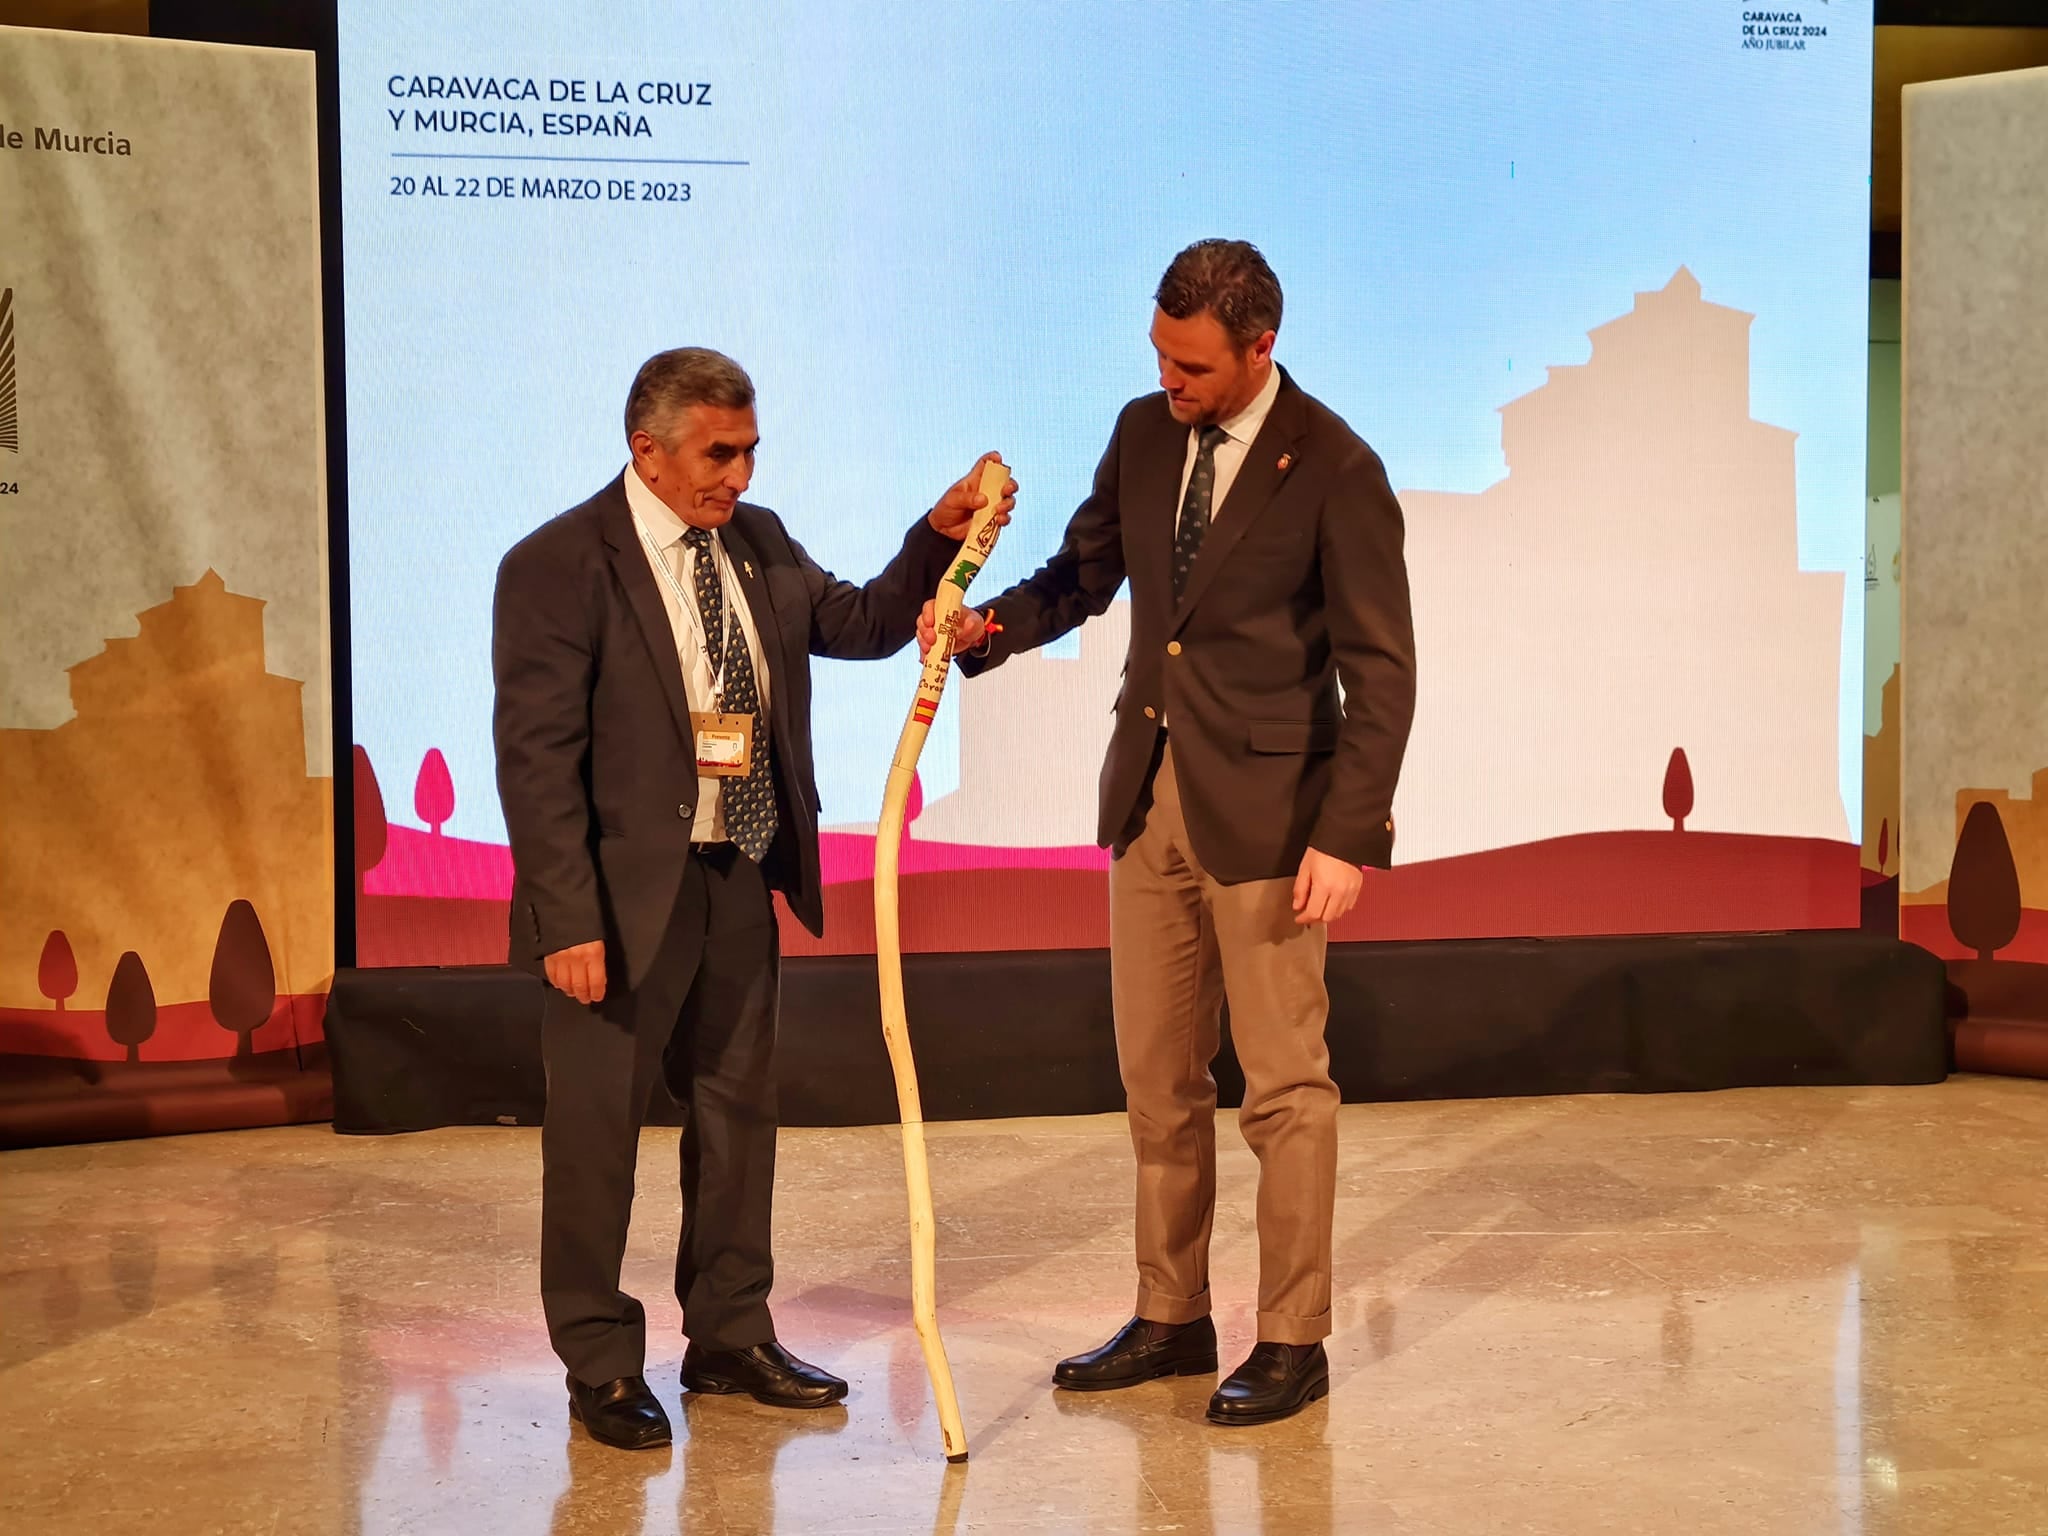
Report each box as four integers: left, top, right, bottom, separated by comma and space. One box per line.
357, 268, 1858, 963
360, 812, 1107, 904
354, 749, 1108, 965
363, 825, 515, 900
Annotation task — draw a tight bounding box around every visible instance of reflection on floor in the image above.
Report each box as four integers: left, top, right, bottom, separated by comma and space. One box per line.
4, 1079, 2046, 1534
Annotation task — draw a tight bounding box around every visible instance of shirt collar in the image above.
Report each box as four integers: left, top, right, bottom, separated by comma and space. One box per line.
622, 464, 693, 549
1213, 361, 1282, 449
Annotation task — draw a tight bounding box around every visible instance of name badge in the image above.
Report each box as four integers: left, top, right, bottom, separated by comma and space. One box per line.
691, 710, 753, 777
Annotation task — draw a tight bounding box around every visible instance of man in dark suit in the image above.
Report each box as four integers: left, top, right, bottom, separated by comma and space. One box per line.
929, 240, 1415, 1425
494, 346, 1012, 1450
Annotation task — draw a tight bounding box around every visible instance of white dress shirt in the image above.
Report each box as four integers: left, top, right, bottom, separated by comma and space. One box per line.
1163, 363, 1282, 730
622, 466, 772, 844
1175, 360, 1282, 533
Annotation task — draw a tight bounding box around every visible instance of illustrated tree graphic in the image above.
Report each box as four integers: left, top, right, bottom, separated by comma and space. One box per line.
209, 900, 277, 1059
353, 745, 389, 903
104, 951, 158, 1065
414, 748, 455, 836
38, 930, 77, 1011
1662, 748, 1694, 832
1947, 800, 2021, 962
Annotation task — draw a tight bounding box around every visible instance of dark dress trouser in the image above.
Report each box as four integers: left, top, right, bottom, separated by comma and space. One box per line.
539, 840, 781, 1387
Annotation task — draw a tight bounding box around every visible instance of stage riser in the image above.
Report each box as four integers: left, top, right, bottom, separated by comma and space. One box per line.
1954, 1022, 2048, 1079
326, 934, 1949, 1134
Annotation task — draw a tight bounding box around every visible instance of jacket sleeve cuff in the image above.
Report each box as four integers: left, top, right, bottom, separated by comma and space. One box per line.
533, 902, 605, 957
909, 514, 959, 568
1309, 820, 1395, 872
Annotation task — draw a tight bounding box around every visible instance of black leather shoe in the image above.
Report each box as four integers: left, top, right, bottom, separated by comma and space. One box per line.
566, 1373, 673, 1449
1206, 1342, 1330, 1426
1053, 1315, 1219, 1391
682, 1341, 848, 1408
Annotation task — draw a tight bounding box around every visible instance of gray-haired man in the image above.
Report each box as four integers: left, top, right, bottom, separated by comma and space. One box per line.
493, 347, 1013, 1448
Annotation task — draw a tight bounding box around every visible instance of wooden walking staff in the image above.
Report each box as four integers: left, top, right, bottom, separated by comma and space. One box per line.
873, 456, 1008, 1463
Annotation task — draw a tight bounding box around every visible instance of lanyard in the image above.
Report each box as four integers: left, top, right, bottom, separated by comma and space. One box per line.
634, 516, 737, 706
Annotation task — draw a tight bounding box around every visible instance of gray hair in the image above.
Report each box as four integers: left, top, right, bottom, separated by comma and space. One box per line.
623, 347, 755, 444
1155, 239, 1283, 349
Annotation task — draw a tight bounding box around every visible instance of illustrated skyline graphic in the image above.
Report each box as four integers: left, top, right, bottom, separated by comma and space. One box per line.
915, 268, 1848, 863
349, 268, 1866, 962
0, 571, 334, 1051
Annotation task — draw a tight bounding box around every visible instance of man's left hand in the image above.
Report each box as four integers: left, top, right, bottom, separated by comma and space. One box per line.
1292, 846, 1365, 926
917, 599, 990, 658
927, 451, 1018, 539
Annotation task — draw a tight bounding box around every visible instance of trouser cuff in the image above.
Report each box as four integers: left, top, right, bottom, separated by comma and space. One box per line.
681, 1309, 777, 1353
1136, 1285, 1212, 1326
1255, 1308, 1331, 1345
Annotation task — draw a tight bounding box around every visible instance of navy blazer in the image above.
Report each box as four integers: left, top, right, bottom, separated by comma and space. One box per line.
492, 472, 957, 984
963, 371, 1416, 879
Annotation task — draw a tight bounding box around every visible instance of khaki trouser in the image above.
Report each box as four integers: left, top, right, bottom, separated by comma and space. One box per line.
1108, 740, 1338, 1346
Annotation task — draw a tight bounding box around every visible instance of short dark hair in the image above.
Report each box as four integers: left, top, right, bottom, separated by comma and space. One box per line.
624, 347, 755, 445
1154, 240, 1283, 349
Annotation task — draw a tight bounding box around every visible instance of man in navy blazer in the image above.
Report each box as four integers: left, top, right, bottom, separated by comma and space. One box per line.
934, 242, 1416, 1425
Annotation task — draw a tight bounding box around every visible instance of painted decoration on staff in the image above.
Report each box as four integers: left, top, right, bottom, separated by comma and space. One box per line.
871, 456, 1008, 1463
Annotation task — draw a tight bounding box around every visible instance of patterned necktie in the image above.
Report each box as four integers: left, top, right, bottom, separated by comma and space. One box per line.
1172, 425, 1228, 603
680, 527, 778, 862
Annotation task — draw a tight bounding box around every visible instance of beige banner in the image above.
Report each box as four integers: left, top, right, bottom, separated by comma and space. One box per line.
0, 27, 330, 1064
1900, 67, 2048, 967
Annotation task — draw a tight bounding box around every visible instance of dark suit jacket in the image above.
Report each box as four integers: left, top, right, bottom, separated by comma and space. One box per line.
962, 369, 1416, 880
492, 473, 958, 986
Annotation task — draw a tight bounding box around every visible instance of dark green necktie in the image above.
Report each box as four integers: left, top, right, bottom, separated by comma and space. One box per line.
1172, 425, 1228, 603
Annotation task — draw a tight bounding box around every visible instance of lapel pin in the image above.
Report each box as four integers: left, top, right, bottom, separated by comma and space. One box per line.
1277, 453, 1294, 473
743, 560, 755, 578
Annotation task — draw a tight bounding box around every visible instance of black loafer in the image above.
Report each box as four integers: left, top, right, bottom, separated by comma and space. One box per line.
1053, 1315, 1219, 1391
682, 1341, 848, 1408
1206, 1342, 1330, 1426
566, 1373, 672, 1449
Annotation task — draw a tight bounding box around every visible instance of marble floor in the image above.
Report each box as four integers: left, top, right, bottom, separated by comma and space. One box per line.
3, 1079, 2046, 1534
